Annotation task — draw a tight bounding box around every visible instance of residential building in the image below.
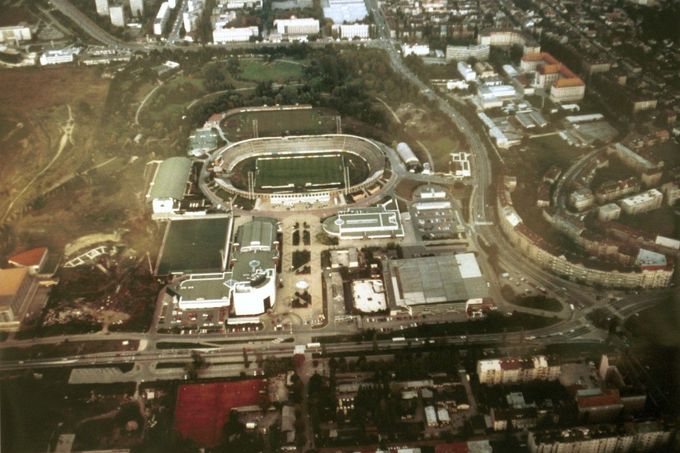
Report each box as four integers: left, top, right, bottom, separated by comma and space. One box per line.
109, 5, 126, 27
569, 188, 594, 212
598, 203, 621, 222
154, 2, 171, 36
273, 18, 319, 39
334, 23, 369, 40
445, 44, 490, 61
618, 189, 663, 215
477, 356, 560, 385
95, 0, 110, 16
0, 268, 34, 330
213, 25, 259, 43
129, 0, 144, 16
595, 177, 640, 203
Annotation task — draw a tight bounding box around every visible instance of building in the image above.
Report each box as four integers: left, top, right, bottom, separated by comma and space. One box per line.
109, 5, 126, 27
334, 23, 369, 40
450, 152, 471, 179
213, 25, 259, 43
146, 157, 193, 218
95, 0, 110, 16
607, 143, 663, 186
8, 247, 48, 275
0, 267, 34, 330
396, 142, 420, 170
386, 254, 488, 309
273, 18, 319, 39
39, 47, 80, 65
477, 84, 517, 108
477, 356, 560, 385
0, 25, 32, 43
402, 44, 430, 57
528, 422, 673, 453
445, 44, 490, 61
172, 218, 279, 321
457, 62, 477, 82
598, 203, 621, 222
618, 189, 663, 215
129, 0, 144, 16
474, 61, 496, 79
521, 52, 585, 102
352, 279, 386, 313
322, 201, 404, 240
154, 2, 171, 36
595, 177, 640, 203
636, 248, 668, 271
569, 188, 594, 212
322, 0, 367, 24
576, 388, 623, 423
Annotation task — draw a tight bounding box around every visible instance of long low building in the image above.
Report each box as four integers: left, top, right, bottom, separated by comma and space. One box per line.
146, 157, 193, 218
385, 253, 488, 309
322, 200, 404, 240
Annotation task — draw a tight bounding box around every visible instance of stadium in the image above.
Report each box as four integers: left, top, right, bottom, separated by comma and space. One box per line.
203, 134, 388, 206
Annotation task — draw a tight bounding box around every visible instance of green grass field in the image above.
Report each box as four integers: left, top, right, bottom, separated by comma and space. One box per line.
222, 108, 337, 142
256, 154, 344, 189
239, 59, 305, 83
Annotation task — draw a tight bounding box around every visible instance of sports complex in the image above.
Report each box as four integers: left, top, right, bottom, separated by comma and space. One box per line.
203, 134, 389, 206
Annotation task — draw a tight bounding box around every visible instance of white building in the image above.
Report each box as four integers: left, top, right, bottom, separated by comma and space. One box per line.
129, 0, 144, 16
618, 189, 663, 215
402, 44, 430, 57
445, 44, 490, 61
39, 47, 80, 66
457, 62, 477, 82
352, 279, 386, 313
322, 0, 367, 24
477, 356, 560, 385
396, 142, 420, 169
145, 157, 192, 217
334, 23, 369, 40
450, 152, 471, 179
154, 2, 171, 36
109, 5, 126, 27
213, 25, 259, 43
220, 0, 263, 9
95, 0, 110, 16
168, 0, 177, 7
273, 18, 319, 38
0, 25, 32, 43
322, 201, 404, 240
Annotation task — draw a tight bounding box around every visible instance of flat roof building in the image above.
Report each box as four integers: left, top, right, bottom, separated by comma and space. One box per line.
352, 279, 386, 313
323, 201, 404, 240
146, 157, 192, 218
0, 267, 33, 328
322, 0, 367, 24
618, 189, 663, 215
386, 254, 488, 309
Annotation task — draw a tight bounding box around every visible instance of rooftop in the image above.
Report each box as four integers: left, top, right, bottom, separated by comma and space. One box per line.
147, 157, 192, 200
8, 247, 48, 268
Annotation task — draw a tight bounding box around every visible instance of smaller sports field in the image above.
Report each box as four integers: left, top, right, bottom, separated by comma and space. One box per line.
256, 154, 344, 189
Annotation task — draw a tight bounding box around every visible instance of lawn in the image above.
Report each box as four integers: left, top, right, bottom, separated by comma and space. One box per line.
256, 154, 344, 189
510, 295, 563, 313
239, 58, 305, 83
222, 107, 337, 142
527, 133, 586, 172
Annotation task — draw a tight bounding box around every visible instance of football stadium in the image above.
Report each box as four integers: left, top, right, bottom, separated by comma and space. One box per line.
204, 134, 388, 206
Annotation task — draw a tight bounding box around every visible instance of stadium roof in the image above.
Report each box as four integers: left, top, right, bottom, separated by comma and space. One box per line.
387, 254, 488, 307
147, 157, 192, 200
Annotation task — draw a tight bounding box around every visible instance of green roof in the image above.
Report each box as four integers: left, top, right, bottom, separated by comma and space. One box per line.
148, 157, 192, 200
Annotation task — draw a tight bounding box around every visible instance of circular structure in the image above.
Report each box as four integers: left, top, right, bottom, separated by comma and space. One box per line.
204, 134, 388, 207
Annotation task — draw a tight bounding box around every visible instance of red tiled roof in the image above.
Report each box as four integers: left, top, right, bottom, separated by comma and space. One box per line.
8, 247, 47, 268
577, 389, 621, 408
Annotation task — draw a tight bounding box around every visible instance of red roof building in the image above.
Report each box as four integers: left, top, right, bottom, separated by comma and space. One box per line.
8, 247, 48, 274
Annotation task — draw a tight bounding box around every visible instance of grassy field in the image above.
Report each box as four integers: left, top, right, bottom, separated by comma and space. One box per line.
222, 108, 337, 142
239, 58, 305, 83
527, 133, 586, 172
256, 154, 345, 189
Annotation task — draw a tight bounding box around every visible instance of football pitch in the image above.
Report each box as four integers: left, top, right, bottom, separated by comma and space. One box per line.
256, 154, 345, 189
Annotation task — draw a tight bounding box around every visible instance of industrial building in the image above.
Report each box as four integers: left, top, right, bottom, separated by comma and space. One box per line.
322, 200, 404, 240
477, 356, 560, 385
385, 253, 488, 309
146, 157, 193, 218
618, 189, 663, 215
0, 24, 32, 43
322, 0, 367, 24
395, 142, 420, 170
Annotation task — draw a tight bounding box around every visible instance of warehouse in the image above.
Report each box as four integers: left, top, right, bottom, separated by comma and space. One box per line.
385, 253, 488, 309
